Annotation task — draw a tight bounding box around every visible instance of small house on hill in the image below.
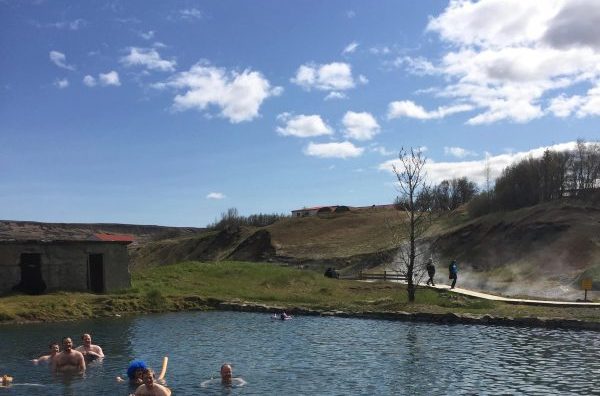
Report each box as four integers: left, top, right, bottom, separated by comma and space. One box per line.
291, 204, 395, 217
291, 205, 350, 217
0, 232, 133, 295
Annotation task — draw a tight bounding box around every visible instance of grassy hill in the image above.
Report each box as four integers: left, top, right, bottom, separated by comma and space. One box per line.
3, 198, 598, 300
131, 199, 600, 299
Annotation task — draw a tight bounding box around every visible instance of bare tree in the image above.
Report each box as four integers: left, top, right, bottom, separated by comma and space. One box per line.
388, 147, 431, 302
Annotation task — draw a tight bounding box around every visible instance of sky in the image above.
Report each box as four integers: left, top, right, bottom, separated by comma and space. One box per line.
1, 0, 599, 227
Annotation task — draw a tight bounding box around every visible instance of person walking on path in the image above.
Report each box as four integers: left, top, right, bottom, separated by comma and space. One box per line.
426, 260, 436, 286
449, 260, 458, 289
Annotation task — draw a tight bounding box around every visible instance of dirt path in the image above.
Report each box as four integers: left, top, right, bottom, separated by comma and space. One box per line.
432, 284, 600, 307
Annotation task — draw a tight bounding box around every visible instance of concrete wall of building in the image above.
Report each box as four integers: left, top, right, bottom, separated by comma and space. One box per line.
0, 242, 131, 294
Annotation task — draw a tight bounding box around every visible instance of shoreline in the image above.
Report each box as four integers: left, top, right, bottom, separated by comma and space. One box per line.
216, 300, 600, 331
2, 296, 599, 331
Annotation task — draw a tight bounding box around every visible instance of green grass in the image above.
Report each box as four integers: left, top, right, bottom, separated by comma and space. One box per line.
1, 261, 598, 324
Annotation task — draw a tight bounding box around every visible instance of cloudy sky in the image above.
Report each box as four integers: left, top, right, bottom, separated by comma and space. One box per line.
1, 0, 599, 226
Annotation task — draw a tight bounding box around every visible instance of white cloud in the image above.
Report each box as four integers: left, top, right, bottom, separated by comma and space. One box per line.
370, 46, 391, 55
548, 83, 600, 118
82, 72, 119, 88
35, 19, 87, 30
387, 100, 473, 120
548, 94, 585, 118
291, 62, 356, 91
99, 71, 120, 86
120, 47, 176, 72
277, 114, 333, 137
342, 111, 380, 141
343, 42, 359, 54
54, 78, 69, 89
394, 56, 439, 75
379, 141, 580, 184
162, 62, 281, 123
324, 92, 347, 101
444, 146, 477, 158
346, 10, 356, 18
206, 192, 225, 200
180, 8, 203, 20
49, 51, 75, 71
394, 0, 600, 124
304, 141, 364, 158
140, 30, 155, 40
83, 75, 96, 87
371, 145, 395, 156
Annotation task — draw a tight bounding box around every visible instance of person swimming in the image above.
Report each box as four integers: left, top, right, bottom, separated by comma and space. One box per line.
75, 333, 104, 362
54, 337, 86, 373
133, 368, 171, 396
32, 342, 60, 365
200, 363, 246, 388
117, 359, 148, 385
1, 375, 13, 387
280, 311, 291, 320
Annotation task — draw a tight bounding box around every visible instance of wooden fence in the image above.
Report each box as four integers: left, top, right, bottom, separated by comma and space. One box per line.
339, 271, 407, 282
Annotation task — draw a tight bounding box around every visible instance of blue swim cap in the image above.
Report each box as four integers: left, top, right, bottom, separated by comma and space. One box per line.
126, 360, 147, 380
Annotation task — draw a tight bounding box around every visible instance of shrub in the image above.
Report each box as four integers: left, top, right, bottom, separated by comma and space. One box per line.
145, 289, 166, 308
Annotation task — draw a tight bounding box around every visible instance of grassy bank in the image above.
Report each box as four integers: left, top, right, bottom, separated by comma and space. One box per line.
1, 261, 599, 324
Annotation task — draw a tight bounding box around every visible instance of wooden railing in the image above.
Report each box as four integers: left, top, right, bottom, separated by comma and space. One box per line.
356, 271, 407, 281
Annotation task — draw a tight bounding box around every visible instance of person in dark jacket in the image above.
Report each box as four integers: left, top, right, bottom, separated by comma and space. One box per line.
449, 260, 458, 289
426, 260, 436, 286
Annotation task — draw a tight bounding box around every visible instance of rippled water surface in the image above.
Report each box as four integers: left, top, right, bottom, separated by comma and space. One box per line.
0, 311, 599, 395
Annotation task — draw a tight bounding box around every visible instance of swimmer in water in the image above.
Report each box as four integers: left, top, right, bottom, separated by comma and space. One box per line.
32, 342, 60, 365
75, 333, 104, 362
220, 364, 247, 386
280, 311, 291, 320
133, 368, 171, 396
54, 337, 86, 373
117, 359, 147, 385
1, 375, 13, 387
200, 363, 247, 388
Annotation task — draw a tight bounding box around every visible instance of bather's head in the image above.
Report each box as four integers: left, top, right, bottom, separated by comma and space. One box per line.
220, 364, 233, 383
127, 360, 148, 382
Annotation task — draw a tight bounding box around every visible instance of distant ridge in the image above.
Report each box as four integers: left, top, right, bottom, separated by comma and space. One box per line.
0, 220, 204, 245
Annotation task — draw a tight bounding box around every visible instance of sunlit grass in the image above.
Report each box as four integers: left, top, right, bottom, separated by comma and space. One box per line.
1, 261, 598, 324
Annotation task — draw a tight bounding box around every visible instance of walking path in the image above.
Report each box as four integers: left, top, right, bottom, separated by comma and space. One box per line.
431, 284, 600, 307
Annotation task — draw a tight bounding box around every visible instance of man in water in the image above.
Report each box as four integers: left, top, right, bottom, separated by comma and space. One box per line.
1, 375, 13, 387
133, 368, 171, 396
280, 311, 291, 320
220, 363, 246, 386
54, 337, 86, 373
76, 333, 104, 361
32, 342, 60, 365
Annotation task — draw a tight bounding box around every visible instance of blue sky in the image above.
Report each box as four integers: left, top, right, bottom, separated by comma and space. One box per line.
1, 0, 599, 226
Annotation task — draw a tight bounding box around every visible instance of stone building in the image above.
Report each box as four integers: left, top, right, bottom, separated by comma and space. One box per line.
0, 233, 132, 295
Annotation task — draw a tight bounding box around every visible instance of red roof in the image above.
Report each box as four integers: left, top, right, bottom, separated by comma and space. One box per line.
94, 233, 135, 243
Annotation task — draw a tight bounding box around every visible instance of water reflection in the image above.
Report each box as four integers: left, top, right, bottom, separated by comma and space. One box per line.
0, 312, 599, 395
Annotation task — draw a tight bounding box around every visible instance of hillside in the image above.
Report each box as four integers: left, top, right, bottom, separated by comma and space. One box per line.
432, 201, 600, 299
3, 199, 599, 300
130, 199, 600, 299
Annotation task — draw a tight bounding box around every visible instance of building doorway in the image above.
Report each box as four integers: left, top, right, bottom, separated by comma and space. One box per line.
16, 253, 46, 295
88, 254, 104, 293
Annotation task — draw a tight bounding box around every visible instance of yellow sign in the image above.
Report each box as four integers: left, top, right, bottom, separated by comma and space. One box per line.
582, 279, 593, 290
